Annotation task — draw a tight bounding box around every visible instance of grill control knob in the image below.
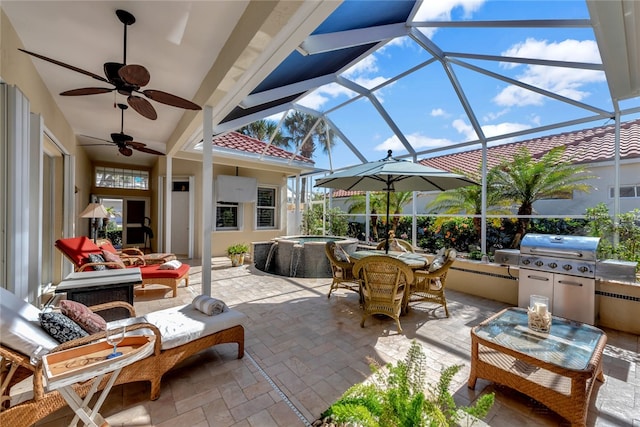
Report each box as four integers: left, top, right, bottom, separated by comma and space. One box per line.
535, 260, 544, 267
522, 259, 531, 265
563, 264, 573, 271
548, 262, 558, 269
578, 266, 589, 273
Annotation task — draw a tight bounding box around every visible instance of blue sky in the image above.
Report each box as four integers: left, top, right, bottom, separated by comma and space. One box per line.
270, 0, 640, 173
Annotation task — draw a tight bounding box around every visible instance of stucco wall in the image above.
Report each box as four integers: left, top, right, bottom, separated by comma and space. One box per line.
157, 158, 290, 258
447, 258, 640, 335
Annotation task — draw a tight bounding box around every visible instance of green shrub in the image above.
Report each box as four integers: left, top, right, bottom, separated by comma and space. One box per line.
322, 341, 494, 426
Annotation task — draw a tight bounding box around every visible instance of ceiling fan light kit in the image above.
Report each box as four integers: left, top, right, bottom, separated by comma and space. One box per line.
18, 9, 201, 121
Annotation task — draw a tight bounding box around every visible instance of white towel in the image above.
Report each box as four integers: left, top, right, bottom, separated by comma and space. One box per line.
192, 295, 227, 316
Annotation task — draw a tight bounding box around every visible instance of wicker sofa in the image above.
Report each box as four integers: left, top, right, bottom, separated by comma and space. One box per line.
55, 236, 189, 297
0, 287, 246, 426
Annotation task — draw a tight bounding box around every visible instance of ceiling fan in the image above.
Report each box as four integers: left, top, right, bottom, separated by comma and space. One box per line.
18, 9, 201, 120
82, 103, 165, 157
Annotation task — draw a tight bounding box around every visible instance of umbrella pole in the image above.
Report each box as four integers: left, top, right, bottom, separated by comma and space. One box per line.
385, 190, 390, 254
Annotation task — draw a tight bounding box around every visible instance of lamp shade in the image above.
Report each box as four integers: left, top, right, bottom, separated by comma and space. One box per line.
79, 203, 109, 219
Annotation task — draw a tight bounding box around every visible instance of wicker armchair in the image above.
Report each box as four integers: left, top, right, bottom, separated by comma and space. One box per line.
376, 238, 415, 253
325, 241, 360, 298
409, 248, 457, 317
353, 255, 414, 333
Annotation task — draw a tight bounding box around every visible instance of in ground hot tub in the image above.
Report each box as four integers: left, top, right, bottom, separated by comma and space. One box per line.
253, 236, 359, 278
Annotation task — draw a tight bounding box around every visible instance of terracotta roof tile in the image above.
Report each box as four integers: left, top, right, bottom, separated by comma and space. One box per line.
420, 119, 640, 175
213, 131, 314, 164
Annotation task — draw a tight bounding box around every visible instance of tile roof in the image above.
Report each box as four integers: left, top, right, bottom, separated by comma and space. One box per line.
328, 119, 640, 198
213, 131, 314, 164
420, 119, 640, 175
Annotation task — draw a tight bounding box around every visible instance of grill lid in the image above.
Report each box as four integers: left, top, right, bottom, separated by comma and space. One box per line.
520, 234, 600, 261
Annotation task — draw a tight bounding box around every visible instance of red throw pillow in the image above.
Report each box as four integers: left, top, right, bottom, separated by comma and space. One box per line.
59, 300, 107, 334
102, 250, 125, 269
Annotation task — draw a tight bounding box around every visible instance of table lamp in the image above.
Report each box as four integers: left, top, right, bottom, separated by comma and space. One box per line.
80, 202, 109, 243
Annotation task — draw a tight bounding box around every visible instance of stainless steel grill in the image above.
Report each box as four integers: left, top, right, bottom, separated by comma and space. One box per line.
519, 234, 600, 278
517, 234, 600, 325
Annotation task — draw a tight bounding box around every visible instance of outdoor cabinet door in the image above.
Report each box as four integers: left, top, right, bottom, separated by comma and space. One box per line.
518, 268, 554, 311
552, 273, 595, 325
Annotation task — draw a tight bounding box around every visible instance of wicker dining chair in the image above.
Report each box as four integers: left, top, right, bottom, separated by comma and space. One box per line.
353, 255, 414, 333
325, 241, 360, 298
409, 248, 457, 317
376, 238, 415, 253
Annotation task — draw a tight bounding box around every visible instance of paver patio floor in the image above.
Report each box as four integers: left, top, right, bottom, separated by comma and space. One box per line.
36, 259, 639, 426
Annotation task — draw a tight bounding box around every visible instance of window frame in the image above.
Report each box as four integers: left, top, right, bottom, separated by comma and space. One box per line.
609, 185, 640, 198
95, 166, 149, 190
215, 201, 242, 231
256, 186, 278, 230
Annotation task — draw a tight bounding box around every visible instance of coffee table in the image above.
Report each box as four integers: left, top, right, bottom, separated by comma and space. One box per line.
468, 307, 606, 427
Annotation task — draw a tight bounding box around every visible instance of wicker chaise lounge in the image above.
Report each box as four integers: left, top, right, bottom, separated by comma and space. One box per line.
0, 287, 246, 426
55, 236, 189, 297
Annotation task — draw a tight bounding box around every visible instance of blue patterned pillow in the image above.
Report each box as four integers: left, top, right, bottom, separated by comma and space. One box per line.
86, 253, 107, 271
40, 312, 89, 343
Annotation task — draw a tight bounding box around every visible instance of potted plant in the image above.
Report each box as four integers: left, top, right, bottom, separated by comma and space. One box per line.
227, 243, 249, 267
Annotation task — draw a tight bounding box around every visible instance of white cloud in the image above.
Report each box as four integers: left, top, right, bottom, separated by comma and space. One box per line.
415, 0, 485, 20
452, 119, 530, 140
374, 132, 456, 152
431, 108, 448, 117
483, 109, 510, 122
495, 38, 606, 107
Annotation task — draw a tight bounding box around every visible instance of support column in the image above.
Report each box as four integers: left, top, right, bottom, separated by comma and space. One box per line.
202, 106, 213, 296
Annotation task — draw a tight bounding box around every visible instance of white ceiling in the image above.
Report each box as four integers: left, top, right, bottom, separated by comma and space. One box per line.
2, 1, 337, 166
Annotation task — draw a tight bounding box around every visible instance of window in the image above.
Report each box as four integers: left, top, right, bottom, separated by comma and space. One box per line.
256, 187, 277, 229
609, 185, 640, 198
216, 202, 240, 230
95, 167, 149, 190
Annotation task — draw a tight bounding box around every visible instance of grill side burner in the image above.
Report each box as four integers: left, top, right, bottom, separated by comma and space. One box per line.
517, 234, 600, 325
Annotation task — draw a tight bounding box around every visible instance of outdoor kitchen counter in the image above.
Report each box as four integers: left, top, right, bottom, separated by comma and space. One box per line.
437, 258, 640, 335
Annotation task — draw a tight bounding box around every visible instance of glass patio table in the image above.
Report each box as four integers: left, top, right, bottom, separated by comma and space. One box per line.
468, 307, 607, 427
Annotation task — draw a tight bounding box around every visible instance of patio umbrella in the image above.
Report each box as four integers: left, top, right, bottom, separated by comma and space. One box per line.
314, 150, 477, 253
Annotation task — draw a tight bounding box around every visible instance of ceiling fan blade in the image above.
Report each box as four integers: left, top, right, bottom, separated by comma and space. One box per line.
18, 49, 109, 83
132, 145, 165, 156
61, 87, 114, 96
127, 141, 146, 149
142, 89, 201, 110
127, 95, 157, 120
119, 146, 134, 157
79, 134, 113, 144
118, 64, 150, 87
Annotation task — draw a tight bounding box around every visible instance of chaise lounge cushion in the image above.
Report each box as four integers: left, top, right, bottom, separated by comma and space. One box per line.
55, 236, 102, 269
139, 263, 189, 279
147, 305, 246, 350
111, 304, 247, 351
0, 288, 59, 355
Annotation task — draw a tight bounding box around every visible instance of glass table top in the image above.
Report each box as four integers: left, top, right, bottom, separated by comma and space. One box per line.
473, 308, 605, 371
349, 250, 428, 268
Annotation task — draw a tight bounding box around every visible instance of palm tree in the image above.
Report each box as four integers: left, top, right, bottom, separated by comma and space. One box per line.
388, 191, 414, 234
238, 119, 286, 145
489, 146, 594, 245
347, 192, 385, 241
426, 166, 511, 240
348, 191, 414, 241
283, 111, 337, 202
